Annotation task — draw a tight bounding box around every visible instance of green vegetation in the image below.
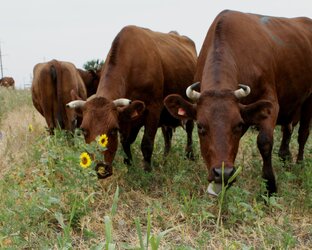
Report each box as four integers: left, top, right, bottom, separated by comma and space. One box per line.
83, 59, 104, 71
0, 88, 311, 249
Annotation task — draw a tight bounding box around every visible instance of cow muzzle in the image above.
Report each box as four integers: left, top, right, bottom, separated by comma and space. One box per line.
95, 162, 112, 179
207, 166, 236, 196
212, 166, 236, 184
207, 165, 242, 196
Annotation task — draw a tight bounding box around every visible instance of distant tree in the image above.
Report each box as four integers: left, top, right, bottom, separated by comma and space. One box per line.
83, 59, 104, 71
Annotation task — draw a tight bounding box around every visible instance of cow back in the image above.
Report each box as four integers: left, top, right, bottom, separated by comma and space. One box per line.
31, 59, 87, 132
196, 10, 312, 124
94, 26, 197, 131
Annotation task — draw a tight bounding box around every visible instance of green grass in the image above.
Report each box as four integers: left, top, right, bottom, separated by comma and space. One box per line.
0, 88, 311, 249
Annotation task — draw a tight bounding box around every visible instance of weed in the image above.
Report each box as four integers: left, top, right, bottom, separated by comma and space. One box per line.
0, 90, 311, 249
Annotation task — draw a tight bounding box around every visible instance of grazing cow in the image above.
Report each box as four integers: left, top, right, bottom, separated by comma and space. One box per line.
0, 77, 15, 89
78, 67, 102, 97
67, 25, 197, 177
164, 10, 312, 195
31, 59, 87, 134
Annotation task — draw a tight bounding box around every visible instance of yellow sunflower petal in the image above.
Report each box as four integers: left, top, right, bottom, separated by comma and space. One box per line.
98, 134, 109, 148
80, 152, 92, 168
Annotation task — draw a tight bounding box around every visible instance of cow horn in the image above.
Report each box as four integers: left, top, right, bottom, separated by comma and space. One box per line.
87, 94, 96, 101
66, 100, 86, 109
113, 98, 132, 107
186, 82, 201, 101
234, 84, 251, 99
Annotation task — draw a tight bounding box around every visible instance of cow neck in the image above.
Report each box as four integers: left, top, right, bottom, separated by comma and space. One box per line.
96, 75, 126, 101
200, 14, 240, 93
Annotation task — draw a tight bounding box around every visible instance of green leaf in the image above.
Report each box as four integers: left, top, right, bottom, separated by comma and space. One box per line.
227, 165, 243, 184
134, 218, 144, 250
104, 215, 113, 249
111, 186, 119, 217
150, 236, 159, 250
91, 242, 105, 250
146, 209, 151, 248
54, 212, 65, 229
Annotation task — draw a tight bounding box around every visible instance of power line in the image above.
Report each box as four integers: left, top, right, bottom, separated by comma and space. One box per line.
0, 43, 3, 78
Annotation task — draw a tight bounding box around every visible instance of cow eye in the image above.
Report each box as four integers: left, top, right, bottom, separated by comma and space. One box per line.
197, 124, 206, 135
81, 128, 89, 137
109, 128, 118, 136
233, 122, 244, 134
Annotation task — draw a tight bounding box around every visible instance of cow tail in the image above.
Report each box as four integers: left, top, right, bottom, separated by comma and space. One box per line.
50, 60, 65, 129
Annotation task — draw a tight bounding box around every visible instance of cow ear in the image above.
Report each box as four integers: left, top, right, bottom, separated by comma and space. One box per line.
240, 100, 273, 125
164, 94, 196, 120
118, 100, 145, 122
70, 89, 84, 101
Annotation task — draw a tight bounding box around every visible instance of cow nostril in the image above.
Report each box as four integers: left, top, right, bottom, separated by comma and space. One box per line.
213, 166, 236, 180
230, 167, 236, 177
213, 168, 221, 177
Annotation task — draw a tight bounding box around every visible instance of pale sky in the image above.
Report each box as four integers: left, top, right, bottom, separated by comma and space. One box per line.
1, 0, 312, 89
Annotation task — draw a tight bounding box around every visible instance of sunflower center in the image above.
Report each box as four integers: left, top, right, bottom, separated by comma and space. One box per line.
82, 157, 88, 165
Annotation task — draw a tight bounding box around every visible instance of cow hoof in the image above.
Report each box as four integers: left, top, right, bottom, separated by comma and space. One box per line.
185, 151, 195, 161
266, 182, 277, 197
143, 162, 152, 172
124, 158, 132, 165
278, 150, 292, 162
296, 156, 304, 163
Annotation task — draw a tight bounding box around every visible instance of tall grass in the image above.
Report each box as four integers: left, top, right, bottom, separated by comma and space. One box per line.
0, 89, 311, 249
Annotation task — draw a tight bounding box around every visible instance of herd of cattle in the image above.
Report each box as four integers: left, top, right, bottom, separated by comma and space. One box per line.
24, 10, 312, 196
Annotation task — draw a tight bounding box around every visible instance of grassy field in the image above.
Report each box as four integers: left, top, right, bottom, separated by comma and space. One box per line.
0, 88, 311, 249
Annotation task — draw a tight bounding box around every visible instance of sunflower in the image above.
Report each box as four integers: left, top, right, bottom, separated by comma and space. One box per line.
80, 152, 92, 168
98, 134, 108, 148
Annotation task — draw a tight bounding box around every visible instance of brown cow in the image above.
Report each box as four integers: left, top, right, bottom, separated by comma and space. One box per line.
78, 65, 180, 160
67, 25, 197, 176
77, 68, 102, 97
31, 59, 87, 134
0, 77, 15, 89
164, 10, 312, 196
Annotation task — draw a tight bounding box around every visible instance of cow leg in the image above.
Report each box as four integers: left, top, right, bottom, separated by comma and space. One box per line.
297, 96, 312, 162
257, 104, 279, 196
45, 115, 55, 135
121, 139, 132, 166
120, 126, 141, 165
278, 124, 293, 161
32, 99, 45, 117
161, 126, 173, 157
141, 112, 160, 172
185, 120, 194, 160
257, 127, 276, 195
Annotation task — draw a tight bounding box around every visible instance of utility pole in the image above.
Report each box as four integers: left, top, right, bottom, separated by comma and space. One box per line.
0, 43, 3, 78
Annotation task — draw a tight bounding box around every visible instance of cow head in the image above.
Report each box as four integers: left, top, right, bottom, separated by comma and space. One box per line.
164, 83, 273, 191
66, 94, 145, 173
